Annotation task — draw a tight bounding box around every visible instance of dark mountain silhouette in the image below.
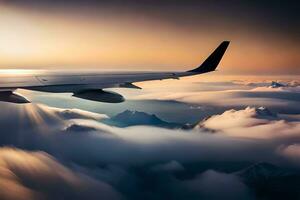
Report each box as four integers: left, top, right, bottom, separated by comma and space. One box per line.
253, 107, 277, 119
235, 162, 300, 200
235, 162, 289, 182
270, 81, 286, 88
103, 110, 182, 128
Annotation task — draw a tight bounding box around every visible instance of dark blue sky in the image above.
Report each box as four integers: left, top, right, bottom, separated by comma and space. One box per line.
6, 0, 299, 40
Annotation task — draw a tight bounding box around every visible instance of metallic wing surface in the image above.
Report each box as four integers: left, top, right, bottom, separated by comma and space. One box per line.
0, 41, 230, 103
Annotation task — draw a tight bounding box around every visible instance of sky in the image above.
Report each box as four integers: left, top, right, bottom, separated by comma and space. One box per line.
0, 0, 299, 74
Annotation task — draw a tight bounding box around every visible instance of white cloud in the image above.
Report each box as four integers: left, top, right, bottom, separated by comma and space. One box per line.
131, 80, 300, 114
200, 107, 300, 139
38, 104, 109, 120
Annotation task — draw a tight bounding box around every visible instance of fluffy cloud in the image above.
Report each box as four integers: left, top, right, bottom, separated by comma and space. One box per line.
0, 103, 298, 166
199, 107, 300, 139
0, 104, 274, 165
132, 79, 300, 114
0, 101, 299, 199
0, 148, 120, 200
58, 108, 108, 120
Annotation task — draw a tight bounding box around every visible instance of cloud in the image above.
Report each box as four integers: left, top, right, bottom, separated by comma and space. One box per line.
0, 103, 278, 165
251, 85, 300, 92
57, 108, 109, 120
178, 170, 253, 200
0, 147, 121, 200
199, 107, 300, 139
24, 77, 300, 125
135, 88, 300, 108
150, 160, 185, 172
137, 167, 253, 200
0, 76, 296, 200
1, 103, 299, 165
0, 101, 299, 199
132, 79, 300, 115
279, 144, 300, 166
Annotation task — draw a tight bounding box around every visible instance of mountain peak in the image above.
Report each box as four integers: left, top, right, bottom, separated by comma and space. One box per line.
235, 162, 288, 182
112, 110, 162, 123
270, 81, 285, 88
254, 107, 277, 118
104, 110, 181, 128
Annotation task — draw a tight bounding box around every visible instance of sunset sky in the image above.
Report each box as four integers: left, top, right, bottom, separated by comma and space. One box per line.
1, 2, 300, 199
0, 0, 299, 74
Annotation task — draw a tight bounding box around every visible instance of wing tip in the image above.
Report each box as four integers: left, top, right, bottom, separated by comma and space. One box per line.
188, 40, 230, 73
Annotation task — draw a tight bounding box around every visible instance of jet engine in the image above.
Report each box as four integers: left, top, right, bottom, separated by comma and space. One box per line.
73, 89, 125, 103
0, 91, 30, 104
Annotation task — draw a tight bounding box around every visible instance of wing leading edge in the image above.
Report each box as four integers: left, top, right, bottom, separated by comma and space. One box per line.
0, 41, 230, 103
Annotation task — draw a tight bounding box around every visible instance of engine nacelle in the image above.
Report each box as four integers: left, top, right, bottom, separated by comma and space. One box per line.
73, 90, 125, 103
0, 91, 30, 104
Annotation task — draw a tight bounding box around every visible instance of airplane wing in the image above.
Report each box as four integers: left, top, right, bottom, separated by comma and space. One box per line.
0, 41, 229, 103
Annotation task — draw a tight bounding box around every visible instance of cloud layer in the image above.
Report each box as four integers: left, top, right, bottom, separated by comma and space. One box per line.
200, 106, 300, 139
0, 148, 120, 200
0, 101, 299, 199
0, 77, 299, 199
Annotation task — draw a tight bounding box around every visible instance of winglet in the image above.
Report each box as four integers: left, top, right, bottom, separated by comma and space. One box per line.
188, 41, 230, 73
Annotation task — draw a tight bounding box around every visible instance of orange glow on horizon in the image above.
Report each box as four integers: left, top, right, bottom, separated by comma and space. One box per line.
0, 5, 299, 75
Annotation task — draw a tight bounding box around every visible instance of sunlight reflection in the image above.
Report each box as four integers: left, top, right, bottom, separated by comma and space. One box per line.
19, 104, 62, 133
0, 69, 41, 75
